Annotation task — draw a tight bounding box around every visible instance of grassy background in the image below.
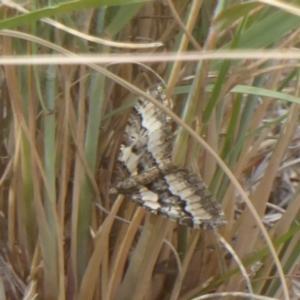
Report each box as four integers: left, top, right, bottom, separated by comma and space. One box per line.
1, 0, 300, 299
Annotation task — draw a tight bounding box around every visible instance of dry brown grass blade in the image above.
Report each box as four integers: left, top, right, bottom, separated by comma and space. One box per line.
166, 0, 202, 97
78, 196, 124, 300
68, 66, 88, 292
116, 217, 173, 300
235, 102, 300, 254
170, 231, 200, 300
275, 191, 300, 236
105, 207, 146, 300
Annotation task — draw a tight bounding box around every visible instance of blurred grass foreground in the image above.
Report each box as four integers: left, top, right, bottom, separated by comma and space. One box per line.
1, 0, 300, 299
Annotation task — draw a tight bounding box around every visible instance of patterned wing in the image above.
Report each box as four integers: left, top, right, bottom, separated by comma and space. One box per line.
117, 85, 173, 177
115, 166, 226, 229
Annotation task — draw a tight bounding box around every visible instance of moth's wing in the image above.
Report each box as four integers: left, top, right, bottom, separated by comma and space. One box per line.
121, 168, 226, 229
118, 86, 173, 176
114, 167, 162, 192
117, 112, 148, 176
134, 88, 173, 169
156, 169, 226, 229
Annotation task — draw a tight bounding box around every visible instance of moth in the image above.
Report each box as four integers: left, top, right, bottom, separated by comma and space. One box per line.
113, 85, 226, 229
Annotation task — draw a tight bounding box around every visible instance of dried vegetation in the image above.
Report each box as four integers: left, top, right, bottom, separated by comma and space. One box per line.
1, 0, 300, 299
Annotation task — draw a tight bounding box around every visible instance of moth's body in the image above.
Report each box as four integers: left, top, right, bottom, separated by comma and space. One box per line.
114, 85, 226, 230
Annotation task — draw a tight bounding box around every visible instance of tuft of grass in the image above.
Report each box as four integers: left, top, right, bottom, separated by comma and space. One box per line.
1, 1, 300, 299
